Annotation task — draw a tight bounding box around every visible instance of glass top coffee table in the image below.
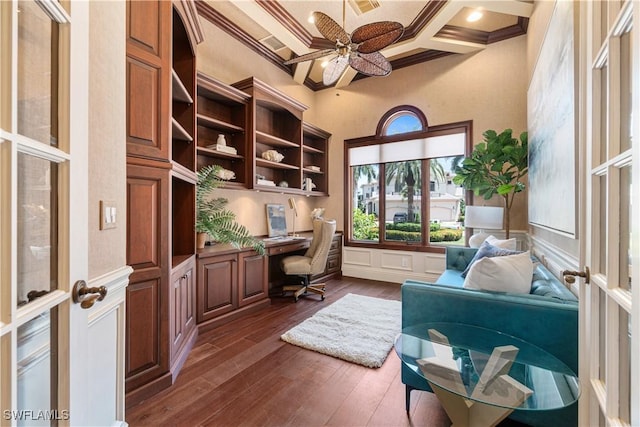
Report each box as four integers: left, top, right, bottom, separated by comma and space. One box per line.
395, 322, 579, 427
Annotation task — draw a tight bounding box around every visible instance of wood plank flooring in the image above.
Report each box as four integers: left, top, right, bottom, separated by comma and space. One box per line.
125, 277, 452, 426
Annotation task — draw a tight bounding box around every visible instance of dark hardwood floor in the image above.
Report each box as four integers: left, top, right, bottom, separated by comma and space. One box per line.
126, 277, 451, 426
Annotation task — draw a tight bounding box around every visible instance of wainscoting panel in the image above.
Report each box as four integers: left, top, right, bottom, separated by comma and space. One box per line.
381, 251, 413, 271
343, 248, 372, 267
87, 266, 132, 426
423, 253, 446, 275
342, 247, 443, 284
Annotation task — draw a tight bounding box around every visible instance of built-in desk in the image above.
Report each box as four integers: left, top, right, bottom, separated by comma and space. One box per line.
196, 232, 342, 330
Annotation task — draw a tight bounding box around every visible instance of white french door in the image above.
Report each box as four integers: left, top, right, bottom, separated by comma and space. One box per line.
0, 0, 98, 425
581, 0, 639, 425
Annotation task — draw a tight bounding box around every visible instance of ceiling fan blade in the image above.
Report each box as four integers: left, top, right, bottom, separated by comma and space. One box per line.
349, 51, 392, 77
313, 11, 350, 45
323, 55, 349, 86
284, 49, 335, 65
351, 21, 404, 54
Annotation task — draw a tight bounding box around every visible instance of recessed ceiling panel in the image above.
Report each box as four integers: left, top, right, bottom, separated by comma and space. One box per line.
448, 7, 519, 32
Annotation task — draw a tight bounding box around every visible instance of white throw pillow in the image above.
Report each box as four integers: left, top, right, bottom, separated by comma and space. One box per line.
463, 251, 533, 294
485, 235, 518, 251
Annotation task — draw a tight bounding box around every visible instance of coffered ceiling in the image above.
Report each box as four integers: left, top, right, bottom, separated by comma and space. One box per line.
196, 0, 533, 90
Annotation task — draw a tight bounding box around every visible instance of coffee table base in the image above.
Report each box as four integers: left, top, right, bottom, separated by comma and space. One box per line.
430, 382, 524, 427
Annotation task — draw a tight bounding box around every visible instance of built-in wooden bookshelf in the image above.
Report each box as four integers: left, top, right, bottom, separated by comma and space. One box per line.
196, 73, 330, 196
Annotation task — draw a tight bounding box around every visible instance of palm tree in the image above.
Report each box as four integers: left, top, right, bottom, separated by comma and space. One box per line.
386, 161, 420, 222
385, 160, 447, 222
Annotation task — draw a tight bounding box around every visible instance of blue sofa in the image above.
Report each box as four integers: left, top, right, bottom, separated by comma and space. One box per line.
401, 247, 578, 426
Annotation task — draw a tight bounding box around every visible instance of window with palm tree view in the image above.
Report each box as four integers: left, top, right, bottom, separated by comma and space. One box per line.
346, 107, 471, 251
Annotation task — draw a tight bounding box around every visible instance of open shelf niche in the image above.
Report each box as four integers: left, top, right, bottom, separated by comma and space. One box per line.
233, 77, 307, 192
196, 72, 250, 188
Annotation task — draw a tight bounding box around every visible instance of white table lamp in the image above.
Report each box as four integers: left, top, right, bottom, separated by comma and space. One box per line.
464, 206, 504, 248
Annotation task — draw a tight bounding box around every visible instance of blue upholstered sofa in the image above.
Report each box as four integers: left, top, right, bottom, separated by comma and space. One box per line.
401, 247, 578, 426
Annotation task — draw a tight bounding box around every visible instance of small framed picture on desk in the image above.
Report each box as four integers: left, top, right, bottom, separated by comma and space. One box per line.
266, 204, 287, 238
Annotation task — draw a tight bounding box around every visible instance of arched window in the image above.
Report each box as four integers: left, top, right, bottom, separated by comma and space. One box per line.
345, 106, 471, 252
378, 106, 428, 136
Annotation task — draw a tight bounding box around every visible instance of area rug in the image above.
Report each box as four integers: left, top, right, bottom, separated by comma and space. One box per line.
280, 293, 401, 368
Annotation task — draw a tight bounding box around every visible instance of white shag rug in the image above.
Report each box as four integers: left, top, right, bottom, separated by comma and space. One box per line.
280, 293, 402, 368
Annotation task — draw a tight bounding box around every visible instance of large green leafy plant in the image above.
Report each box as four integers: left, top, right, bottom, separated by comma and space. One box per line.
453, 129, 528, 239
196, 165, 264, 254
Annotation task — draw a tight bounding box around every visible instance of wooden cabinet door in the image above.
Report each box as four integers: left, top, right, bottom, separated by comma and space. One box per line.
126, 0, 170, 161
169, 257, 196, 360
197, 254, 238, 322
238, 251, 268, 307
125, 164, 169, 392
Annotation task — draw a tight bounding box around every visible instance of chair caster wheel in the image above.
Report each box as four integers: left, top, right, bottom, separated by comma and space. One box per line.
321, 295, 325, 301
294, 297, 299, 302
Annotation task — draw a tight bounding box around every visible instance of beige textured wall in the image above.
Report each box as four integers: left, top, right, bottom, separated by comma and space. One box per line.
197, 17, 530, 234
88, 1, 127, 278
527, 0, 580, 257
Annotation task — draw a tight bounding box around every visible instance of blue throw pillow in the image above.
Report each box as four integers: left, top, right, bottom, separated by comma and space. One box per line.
461, 241, 522, 278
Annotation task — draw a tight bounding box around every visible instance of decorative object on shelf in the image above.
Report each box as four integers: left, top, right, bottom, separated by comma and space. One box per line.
288, 197, 298, 237
261, 149, 284, 163
464, 206, 505, 248
283, 0, 404, 86
303, 177, 316, 191
196, 165, 264, 254
278, 180, 289, 188
257, 178, 276, 186
311, 208, 325, 219
207, 134, 237, 155
453, 129, 528, 239
215, 168, 236, 181
307, 165, 321, 172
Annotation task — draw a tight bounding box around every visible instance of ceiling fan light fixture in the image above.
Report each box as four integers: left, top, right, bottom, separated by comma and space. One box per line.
467, 10, 483, 22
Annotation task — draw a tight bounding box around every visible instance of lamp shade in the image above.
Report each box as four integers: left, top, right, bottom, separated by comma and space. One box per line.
464, 206, 504, 230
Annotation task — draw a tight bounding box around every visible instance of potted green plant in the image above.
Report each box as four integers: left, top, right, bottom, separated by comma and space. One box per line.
453, 129, 528, 239
196, 165, 265, 254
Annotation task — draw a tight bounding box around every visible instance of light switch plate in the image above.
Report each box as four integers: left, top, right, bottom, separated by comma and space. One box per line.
100, 200, 117, 230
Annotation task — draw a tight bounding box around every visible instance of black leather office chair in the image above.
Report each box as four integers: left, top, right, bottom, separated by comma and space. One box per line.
281, 219, 336, 302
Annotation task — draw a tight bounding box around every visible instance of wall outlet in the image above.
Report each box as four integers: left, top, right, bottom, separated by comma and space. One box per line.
100, 200, 117, 230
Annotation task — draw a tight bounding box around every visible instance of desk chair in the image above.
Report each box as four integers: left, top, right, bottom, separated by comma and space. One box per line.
281, 219, 336, 302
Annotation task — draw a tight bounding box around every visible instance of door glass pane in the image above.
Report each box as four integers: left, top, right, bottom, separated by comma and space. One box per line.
599, 65, 608, 163
429, 157, 464, 246
17, 0, 59, 146
619, 30, 632, 152
17, 307, 60, 426
619, 165, 631, 291
598, 175, 607, 275
598, 287, 606, 382
17, 152, 58, 307
618, 308, 630, 423
352, 164, 379, 242
385, 161, 422, 242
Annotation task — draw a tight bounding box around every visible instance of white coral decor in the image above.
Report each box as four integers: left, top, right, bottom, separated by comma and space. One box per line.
262, 149, 284, 162
215, 168, 236, 180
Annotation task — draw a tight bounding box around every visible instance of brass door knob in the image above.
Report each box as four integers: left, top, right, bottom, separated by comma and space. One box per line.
562, 267, 590, 285
72, 280, 108, 309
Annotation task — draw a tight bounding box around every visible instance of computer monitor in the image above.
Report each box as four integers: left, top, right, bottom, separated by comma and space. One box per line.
266, 204, 288, 238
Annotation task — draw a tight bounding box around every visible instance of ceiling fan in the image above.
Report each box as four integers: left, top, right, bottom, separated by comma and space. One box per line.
284, 2, 404, 86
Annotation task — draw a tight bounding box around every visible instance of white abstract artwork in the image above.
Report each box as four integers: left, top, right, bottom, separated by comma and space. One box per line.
527, 0, 577, 237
